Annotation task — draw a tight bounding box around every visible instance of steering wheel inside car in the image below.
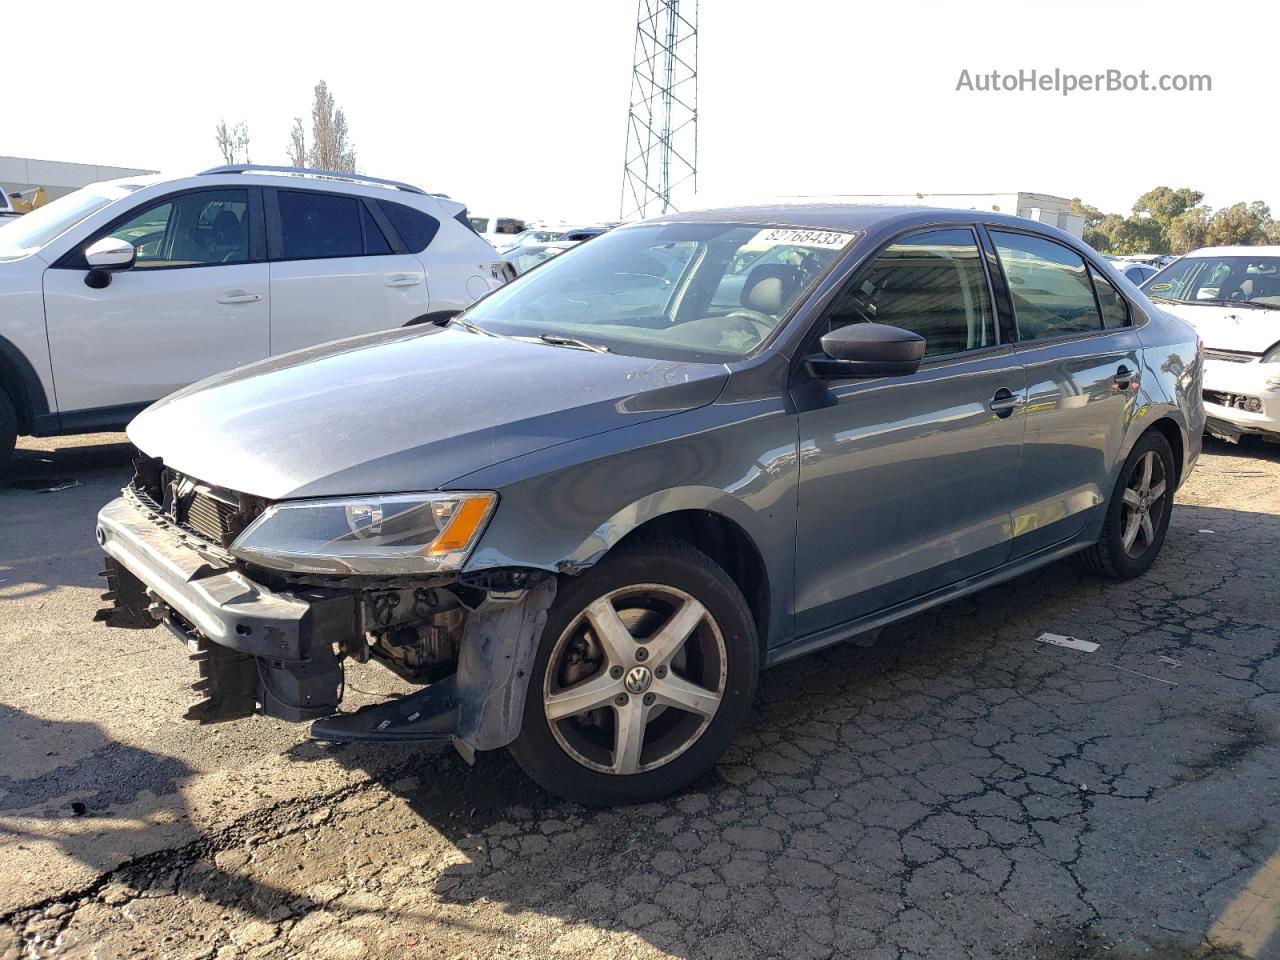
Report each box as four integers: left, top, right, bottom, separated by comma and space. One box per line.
717, 308, 776, 341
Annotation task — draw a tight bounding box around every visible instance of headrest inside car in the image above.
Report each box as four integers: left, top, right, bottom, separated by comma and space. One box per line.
742, 263, 803, 314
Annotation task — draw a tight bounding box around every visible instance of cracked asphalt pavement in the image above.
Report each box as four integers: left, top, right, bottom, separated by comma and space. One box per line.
1, 433, 1278, 959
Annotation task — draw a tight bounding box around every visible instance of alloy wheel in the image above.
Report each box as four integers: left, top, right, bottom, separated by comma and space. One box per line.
1120, 450, 1168, 559
543, 584, 728, 775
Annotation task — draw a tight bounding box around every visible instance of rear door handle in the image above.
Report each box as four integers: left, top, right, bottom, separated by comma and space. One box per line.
988, 388, 1027, 417
385, 275, 421, 288
217, 292, 261, 304
1112, 365, 1138, 390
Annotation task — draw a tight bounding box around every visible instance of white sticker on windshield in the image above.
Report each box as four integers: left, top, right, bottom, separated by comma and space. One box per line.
749, 228, 858, 250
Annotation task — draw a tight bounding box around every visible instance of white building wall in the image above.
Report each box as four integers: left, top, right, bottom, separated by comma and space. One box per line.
761, 191, 1085, 239
0, 155, 156, 202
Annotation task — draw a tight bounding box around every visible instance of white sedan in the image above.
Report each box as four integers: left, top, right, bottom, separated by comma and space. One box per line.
1143, 245, 1280, 443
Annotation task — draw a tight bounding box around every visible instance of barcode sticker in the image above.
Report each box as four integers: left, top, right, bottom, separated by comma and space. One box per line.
749, 228, 858, 250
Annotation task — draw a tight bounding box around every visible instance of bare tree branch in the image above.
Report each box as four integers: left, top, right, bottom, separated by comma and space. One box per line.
287, 117, 307, 168
216, 119, 251, 164
305, 80, 357, 173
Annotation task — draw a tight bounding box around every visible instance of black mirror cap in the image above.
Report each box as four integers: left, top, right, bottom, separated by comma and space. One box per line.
809, 323, 926, 379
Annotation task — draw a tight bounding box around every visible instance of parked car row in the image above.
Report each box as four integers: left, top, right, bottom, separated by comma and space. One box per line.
1106, 254, 1173, 286
0, 165, 513, 471
91, 203, 1204, 805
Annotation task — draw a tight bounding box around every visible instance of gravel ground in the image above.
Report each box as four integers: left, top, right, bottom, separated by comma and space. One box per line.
1, 433, 1278, 960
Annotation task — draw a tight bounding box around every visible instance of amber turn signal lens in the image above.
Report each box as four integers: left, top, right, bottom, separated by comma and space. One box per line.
428, 495, 495, 554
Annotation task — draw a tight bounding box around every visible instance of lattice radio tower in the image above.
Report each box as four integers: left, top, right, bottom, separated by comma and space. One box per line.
620, 0, 698, 220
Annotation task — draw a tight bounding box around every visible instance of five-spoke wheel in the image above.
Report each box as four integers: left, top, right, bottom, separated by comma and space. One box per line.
543, 585, 727, 775
1119, 449, 1168, 559
1081, 429, 1177, 579
510, 541, 757, 805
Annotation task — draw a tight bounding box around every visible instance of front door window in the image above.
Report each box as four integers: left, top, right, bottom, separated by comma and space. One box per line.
102, 190, 250, 268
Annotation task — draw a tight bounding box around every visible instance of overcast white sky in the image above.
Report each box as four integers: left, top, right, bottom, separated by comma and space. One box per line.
5, 0, 1273, 222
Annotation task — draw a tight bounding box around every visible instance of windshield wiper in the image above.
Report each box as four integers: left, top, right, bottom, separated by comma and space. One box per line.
1191, 298, 1279, 310
1147, 295, 1179, 304
1221, 300, 1278, 310
537, 334, 610, 353
448, 315, 502, 337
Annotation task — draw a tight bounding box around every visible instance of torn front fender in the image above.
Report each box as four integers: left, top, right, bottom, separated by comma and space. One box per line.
455, 578, 557, 751
309, 577, 557, 753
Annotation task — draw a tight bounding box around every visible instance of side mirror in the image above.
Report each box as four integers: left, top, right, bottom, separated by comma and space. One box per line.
84, 237, 136, 289
808, 322, 925, 379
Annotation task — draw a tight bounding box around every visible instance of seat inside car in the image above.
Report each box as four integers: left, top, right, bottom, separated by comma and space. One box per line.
210, 210, 246, 261
741, 263, 802, 316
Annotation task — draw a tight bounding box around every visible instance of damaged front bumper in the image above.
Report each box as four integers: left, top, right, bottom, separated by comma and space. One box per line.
94, 494, 556, 754
1202, 357, 1280, 443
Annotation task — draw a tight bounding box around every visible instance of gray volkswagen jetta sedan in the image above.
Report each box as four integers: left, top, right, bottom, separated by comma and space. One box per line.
95, 205, 1204, 805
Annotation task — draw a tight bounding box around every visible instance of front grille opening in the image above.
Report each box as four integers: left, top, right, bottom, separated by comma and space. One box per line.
1204, 389, 1262, 412
187, 490, 240, 544
128, 458, 265, 549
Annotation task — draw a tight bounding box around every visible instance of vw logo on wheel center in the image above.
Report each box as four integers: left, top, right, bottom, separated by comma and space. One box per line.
623, 665, 653, 694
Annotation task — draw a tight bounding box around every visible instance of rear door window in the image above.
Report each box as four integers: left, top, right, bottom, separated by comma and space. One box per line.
360, 204, 392, 255
1090, 267, 1130, 329
991, 231, 1103, 340
277, 191, 364, 260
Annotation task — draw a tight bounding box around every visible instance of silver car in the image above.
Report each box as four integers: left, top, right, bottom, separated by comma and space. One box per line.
95, 205, 1204, 805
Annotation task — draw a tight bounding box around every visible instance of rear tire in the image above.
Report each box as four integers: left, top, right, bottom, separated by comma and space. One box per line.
509, 540, 759, 806
0, 391, 16, 478
1079, 430, 1176, 579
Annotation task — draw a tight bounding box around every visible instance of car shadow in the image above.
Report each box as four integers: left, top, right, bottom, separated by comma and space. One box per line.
0, 436, 136, 599
289, 501, 1277, 959
1202, 434, 1280, 464
1, 435, 136, 491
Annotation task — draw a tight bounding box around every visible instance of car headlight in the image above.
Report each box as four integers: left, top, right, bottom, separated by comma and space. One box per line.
230, 492, 497, 575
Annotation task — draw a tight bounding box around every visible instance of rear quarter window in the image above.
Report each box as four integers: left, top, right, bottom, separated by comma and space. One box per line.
378, 200, 441, 253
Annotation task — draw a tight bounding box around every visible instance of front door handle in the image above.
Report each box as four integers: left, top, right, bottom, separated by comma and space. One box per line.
1112, 365, 1139, 390
988, 388, 1027, 418
385, 275, 421, 288
217, 292, 261, 305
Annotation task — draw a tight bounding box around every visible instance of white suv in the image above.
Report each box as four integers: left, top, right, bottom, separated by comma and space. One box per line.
0, 164, 511, 471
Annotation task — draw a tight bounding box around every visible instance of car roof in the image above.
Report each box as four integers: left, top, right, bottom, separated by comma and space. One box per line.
641, 202, 1071, 236
1183, 245, 1280, 257
86, 170, 468, 218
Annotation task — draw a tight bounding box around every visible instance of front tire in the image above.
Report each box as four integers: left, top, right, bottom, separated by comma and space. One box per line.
0, 391, 16, 478
509, 541, 759, 806
1080, 430, 1176, 579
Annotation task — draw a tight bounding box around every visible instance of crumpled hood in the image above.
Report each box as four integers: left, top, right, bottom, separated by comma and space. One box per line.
1156, 302, 1280, 354
128, 325, 728, 499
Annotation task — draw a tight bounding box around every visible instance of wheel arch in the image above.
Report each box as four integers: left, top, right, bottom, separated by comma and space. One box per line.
1146, 416, 1186, 488
599, 506, 772, 653
0, 333, 51, 434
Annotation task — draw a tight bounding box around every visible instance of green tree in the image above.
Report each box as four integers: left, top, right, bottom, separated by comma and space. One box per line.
1167, 206, 1211, 254
1071, 198, 1111, 251
1070, 188, 1276, 254
1204, 201, 1271, 247
1131, 187, 1204, 228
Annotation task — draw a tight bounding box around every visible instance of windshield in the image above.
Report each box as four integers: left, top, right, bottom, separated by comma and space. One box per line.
1144, 255, 1280, 308
0, 184, 137, 259
462, 222, 858, 359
